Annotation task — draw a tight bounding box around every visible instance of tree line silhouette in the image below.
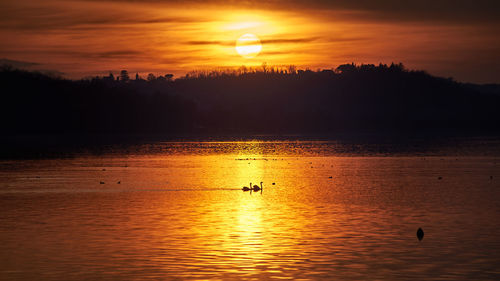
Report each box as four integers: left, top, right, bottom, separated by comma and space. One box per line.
1, 63, 500, 141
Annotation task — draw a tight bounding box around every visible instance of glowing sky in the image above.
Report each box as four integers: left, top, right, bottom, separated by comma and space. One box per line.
1, 0, 499, 83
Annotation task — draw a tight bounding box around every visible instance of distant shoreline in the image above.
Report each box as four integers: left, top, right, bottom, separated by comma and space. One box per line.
2, 133, 500, 159
2, 64, 500, 159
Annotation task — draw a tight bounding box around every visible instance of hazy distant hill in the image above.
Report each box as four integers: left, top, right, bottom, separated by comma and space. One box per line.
1, 63, 499, 139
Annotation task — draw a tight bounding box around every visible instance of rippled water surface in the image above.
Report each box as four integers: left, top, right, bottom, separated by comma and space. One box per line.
1, 140, 500, 280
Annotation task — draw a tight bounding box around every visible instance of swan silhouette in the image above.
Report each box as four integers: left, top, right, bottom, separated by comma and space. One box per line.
242, 182, 251, 191
252, 182, 263, 192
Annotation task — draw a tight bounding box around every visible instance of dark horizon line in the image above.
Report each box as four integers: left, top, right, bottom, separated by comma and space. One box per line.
2, 61, 500, 86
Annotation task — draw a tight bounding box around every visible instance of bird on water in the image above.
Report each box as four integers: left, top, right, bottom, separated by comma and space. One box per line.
252, 182, 263, 192
417, 227, 424, 241
242, 182, 252, 191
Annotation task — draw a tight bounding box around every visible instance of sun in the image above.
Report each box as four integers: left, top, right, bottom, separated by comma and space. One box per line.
235, 33, 262, 59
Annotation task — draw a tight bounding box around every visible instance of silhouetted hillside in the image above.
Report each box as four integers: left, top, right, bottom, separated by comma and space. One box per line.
1, 63, 499, 143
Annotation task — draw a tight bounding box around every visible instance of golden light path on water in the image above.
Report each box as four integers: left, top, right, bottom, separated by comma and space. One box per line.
1, 141, 500, 280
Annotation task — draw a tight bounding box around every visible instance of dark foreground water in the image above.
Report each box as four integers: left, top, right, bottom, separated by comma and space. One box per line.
1, 139, 500, 280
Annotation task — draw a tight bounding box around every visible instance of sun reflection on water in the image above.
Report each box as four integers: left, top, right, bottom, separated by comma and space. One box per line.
2, 141, 500, 279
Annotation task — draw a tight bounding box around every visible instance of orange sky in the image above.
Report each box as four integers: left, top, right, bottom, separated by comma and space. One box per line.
1, 0, 499, 83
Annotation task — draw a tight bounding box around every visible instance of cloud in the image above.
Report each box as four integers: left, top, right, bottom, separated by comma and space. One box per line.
185, 36, 365, 47
261, 37, 320, 44
2, 0, 498, 34
93, 50, 146, 59
1, 0, 499, 83
0, 1, 209, 32
60, 50, 149, 60
186, 37, 321, 46
186, 40, 233, 46
0, 15, 207, 31
5, 49, 149, 60
76, 0, 500, 24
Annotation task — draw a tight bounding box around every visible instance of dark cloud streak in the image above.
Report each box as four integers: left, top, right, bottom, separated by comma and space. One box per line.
8, 49, 149, 59
186, 36, 364, 46
0, 1, 209, 32
0, 16, 208, 31
185, 37, 322, 46
79, 0, 500, 24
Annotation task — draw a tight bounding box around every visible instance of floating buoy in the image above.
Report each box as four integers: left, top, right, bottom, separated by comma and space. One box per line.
417, 228, 424, 241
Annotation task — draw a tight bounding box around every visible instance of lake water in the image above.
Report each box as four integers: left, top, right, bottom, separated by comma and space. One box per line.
1, 139, 500, 280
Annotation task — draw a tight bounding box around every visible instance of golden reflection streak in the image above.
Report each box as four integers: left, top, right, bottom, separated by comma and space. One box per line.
218, 142, 269, 273
151, 142, 348, 277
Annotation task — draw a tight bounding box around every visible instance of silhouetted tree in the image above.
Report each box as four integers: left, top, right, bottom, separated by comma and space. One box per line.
147, 73, 156, 81
120, 70, 130, 82
165, 74, 174, 81
336, 63, 356, 73
102, 72, 114, 82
